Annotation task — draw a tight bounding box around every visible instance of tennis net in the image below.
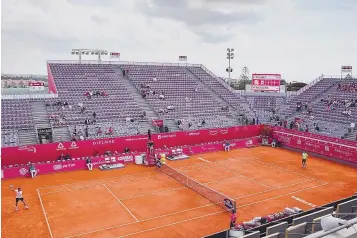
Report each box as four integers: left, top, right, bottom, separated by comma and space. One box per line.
160, 164, 236, 213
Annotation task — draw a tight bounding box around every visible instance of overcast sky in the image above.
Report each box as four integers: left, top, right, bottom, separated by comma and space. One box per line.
1, 0, 356, 82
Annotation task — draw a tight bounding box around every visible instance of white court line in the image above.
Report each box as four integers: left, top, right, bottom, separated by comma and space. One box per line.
118, 211, 225, 238
38, 173, 165, 195
40, 184, 104, 195
198, 157, 210, 163
37, 189, 54, 238
232, 155, 327, 184
37, 170, 159, 190
117, 183, 329, 238
197, 159, 273, 188
120, 174, 247, 201
103, 184, 139, 222
65, 179, 324, 238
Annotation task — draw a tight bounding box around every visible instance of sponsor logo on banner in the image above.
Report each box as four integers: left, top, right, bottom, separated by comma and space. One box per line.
18, 146, 37, 153
220, 129, 228, 134
53, 164, 63, 171
245, 140, 253, 147
157, 134, 176, 140
209, 130, 218, 135
325, 146, 329, 151
62, 164, 76, 169
223, 198, 235, 211
297, 139, 301, 145
92, 139, 115, 145
19, 168, 28, 176
56, 143, 66, 151
118, 155, 133, 162
333, 148, 352, 156
69, 141, 79, 149
188, 132, 200, 136
125, 136, 147, 141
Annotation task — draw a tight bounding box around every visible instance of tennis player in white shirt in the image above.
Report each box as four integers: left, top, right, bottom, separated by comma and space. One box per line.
11, 187, 29, 211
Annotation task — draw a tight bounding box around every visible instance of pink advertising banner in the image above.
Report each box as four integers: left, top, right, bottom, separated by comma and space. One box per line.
273, 127, 357, 164
1, 125, 262, 166
2, 153, 141, 179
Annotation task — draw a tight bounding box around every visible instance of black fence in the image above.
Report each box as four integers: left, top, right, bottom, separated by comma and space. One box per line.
204, 195, 357, 238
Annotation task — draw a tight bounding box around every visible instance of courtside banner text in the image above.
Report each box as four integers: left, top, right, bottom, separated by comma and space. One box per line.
2, 153, 141, 179
273, 127, 357, 164
252, 74, 281, 92
2, 125, 262, 166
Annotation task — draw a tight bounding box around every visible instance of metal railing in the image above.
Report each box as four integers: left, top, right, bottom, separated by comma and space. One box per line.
293, 74, 324, 96
1, 94, 58, 100
304, 216, 357, 238
47, 60, 202, 67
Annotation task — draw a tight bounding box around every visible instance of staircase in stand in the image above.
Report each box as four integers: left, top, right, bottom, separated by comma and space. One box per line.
186, 68, 241, 125
114, 67, 159, 134
52, 126, 71, 142
18, 128, 38, 145
30, 101, 51, 129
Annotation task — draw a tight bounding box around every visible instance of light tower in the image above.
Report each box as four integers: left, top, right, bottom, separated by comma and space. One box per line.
226, 48, 234, 79
71, 49, 108, 63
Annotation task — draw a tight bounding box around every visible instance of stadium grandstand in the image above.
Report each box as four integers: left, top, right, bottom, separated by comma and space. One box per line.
1, 57, 356, 238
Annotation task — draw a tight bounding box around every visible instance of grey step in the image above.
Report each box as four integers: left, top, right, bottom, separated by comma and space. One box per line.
52, 126, 71, 142
30, 101, 51, 128
18, 129, 38, 146
114, 67, 159, 122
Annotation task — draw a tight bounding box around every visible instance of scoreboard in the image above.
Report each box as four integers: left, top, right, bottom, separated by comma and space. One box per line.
252, 74, 281, 92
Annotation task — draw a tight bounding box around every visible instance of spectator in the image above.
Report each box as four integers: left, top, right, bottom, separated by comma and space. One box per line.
58, 154, 65, 161
107, 127, 114, 135
97, 127, 102, 136
86, 157, 93, 171
29, 163, 37, 178
93, 112, 97, 119
159, 93, 165, 99
124, 147, 130, 153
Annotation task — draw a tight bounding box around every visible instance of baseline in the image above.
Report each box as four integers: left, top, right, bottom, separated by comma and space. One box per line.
37, 170, 159, 191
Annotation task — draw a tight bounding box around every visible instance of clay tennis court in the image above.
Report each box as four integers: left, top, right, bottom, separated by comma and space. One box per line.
2, 147, 356, 238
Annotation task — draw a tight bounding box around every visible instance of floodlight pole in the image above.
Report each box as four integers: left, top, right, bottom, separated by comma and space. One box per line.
71, 49, 108, 63
226, 48, 234, 79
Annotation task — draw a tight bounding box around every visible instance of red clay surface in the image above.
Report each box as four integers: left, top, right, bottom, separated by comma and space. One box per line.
2, 147, 356, 238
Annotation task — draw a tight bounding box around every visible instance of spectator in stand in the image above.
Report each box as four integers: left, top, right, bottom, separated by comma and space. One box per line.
350, 122, 355, 132
84, 118, 90, 125
305, 125, 309, 132
86, 157, 93, 171
304, 103, 308, 110
159, 93, 165, 99
101, 91, 108, 96
58, 154, 65, 161
124, 147, 130, 153
71, 134, 77, 141
107, 127, 114, 135
97, 127, 102, 136
92, 111, 96, 119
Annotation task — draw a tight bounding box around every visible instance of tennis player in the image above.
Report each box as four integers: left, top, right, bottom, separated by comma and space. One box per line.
302, 152, 308, 168
29, 163, 37, 178
12, 187, 29, 211
230, 211, 237, 228
224, 141, 230, 152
